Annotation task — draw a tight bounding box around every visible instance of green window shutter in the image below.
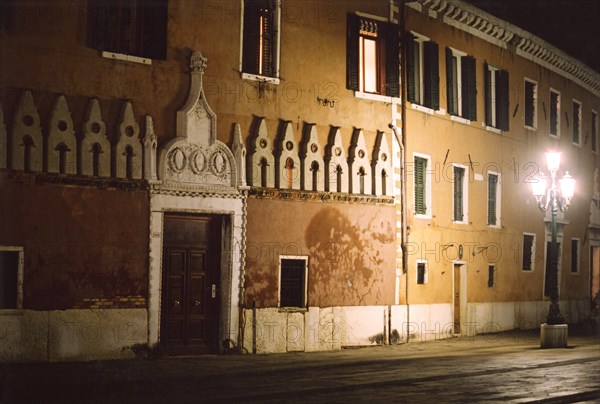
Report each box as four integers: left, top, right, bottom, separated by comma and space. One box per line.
414, 157, 427, 214
497, 69, 510, 131
461, 56, 477, 121
385, 22, 400, 98
453, 166, 464, 221
445, 47, 456, 115
243, 0, 262, 75
571, 239, 578, 273
424, 41, 439, 110
522, 235, 534, 270
488, 174, 497, 225
525, 81, 535, 127
550, 92, 559, 135
346, 13, 360, 91
484, 64, 492, 126
406, 34, 416, 103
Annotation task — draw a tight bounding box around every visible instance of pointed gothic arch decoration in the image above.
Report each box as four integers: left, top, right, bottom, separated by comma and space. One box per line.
11, 91, 42, 172
247, 116, 274, 188
300, 123, 324, 192
47, 95, 76, 174
231, 123, 247, 188
115, 101, 142, 179
348, 128, 372, 195
274, 120, 300, 190
81, 98, 110, 177
324, 126, 348, 193
372, 130, 393, 196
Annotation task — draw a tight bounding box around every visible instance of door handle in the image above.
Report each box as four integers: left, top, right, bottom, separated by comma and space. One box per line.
194, 300, 201, 306
174, 299, 180, 306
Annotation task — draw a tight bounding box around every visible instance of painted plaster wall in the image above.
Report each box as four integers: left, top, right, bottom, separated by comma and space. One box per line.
402, 6, 599, 310
0, 174, 149, 310
245, 197, 397, 308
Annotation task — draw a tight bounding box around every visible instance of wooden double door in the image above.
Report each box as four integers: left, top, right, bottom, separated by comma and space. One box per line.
161, 214, 222, 355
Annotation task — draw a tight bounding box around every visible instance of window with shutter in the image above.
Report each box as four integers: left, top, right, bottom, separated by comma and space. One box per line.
572, 100, 582, 145
522, 234, 535, 271
347, 14, 399, 97
407, 33, 439, 109
0, 247, 23, 309
416, 261, 427, 285
485, 64, 509, 130
243, 0, 278, 78
487, 173, 498, 226
453, 166, 465, 222
279, 257, 308, 308
571, 239, 579, 273
414, 156, 427, 215
487, 265, 495, 288
89, 0, 168, 60
550, 90, 560, 136
446, 48, 475, 120
524, 79, 537, 128
592, 111, 598, 153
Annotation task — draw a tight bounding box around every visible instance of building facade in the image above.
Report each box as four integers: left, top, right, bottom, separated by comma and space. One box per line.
0, 0, 598, 361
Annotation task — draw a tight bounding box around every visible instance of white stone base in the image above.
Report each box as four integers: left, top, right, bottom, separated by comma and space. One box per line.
540, 323, 568, 349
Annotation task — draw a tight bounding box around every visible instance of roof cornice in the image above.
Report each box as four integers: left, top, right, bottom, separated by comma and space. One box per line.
409, 0, 600, 96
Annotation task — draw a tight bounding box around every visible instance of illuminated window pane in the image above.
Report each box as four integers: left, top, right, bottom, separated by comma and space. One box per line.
360, 37, 377, 93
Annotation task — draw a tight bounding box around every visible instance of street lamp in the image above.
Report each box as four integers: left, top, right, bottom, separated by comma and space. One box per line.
531, 151, 575, 348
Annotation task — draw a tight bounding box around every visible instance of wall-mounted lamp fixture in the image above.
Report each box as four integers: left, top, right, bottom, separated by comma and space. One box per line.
472, 246, 489, 257
316, 97, 336, 108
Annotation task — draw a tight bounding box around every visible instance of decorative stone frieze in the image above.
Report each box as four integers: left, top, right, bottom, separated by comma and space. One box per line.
143, 115, 158, 182
371, 130, 392, 196
157, 51, 237, 192
247, 116, 275, 188
274, 120, 301, 190
0, 105, 6, 169
11, 91, 42, 172
81, 98, 110, 177
324, 126, 348, 193
348, 128, 372, 195
47, 95, 76, 174
115, 101, 142, 179
300, 123, 325, 192
231, 123, 247, 188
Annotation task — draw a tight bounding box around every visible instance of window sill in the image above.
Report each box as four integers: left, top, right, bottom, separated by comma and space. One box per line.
487, 224, 501, 230
101, 51, 152, 65
453, 220, 469, 225
524, 125, 537, 131
549, 133, 560, 139
414, 213, 432, 220
242, 72, 280, 85
450, 115, 471, 125
485, 125, 502, 134
278, 307, 307, 313
572, 141, 582, 148
411, 103, 435, 115
354, 91, 400, 104
0, 308, 24, 315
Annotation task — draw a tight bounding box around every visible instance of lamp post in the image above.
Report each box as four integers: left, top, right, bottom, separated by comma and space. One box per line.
531, 152, 575, 348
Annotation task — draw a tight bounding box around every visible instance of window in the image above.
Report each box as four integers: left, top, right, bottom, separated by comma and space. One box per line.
571, 239, 580, 273
0, 247, 24, 309
414, 155, 431, 217
484, 63, 509, 131
242, 0, 280, 79
347, 14, 400, 97
279, 256, 307, 308
550, 89, 560, 137
522, 234, 535, 271
487, 265, 495, 288
453, 165, 467, 223
416, 261, 428, 285
487, 172, 500, 226
446, 48, 476, 120
407, 33, 439, 109
524, 79, 537, 128
89, 0, 168, 60
573, 100, 582, 145
592, 111, 598, 153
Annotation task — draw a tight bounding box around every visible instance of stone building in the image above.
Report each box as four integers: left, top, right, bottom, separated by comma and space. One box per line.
0, 0, 598, 361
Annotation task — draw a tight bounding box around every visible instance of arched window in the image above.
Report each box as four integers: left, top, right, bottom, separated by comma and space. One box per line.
23, 136, 34, 172
92, 143, 102, 176
260, 157, 268, 187
57, 143, 68, 174
285, 157, 294, 189
310, 161, 319, 191
336, 165, 343, 193
125, 145, 134, 179
359, 167, 366, 194
381, 169, 387, 196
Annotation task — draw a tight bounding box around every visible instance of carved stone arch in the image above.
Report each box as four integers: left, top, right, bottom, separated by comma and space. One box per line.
0, 104, 6, 169
247, 116, 274, 188
11, 91, 43, 172
143, 115, 158, 181
115, 100, 142, 179
81, 98, 110, 177
324, 126, 348, 193
274, 120, 300, 190
348, 128, 372, 195
300, 123, 324, 192
371, 130, 393, 196
47, 95, 76, 174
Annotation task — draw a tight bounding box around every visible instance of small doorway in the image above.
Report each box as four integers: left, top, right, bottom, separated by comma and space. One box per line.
453, 263, 466, 335
161, 214, 222, 355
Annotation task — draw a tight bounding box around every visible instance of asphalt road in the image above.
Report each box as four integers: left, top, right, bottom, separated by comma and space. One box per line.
2, 331, 599, 403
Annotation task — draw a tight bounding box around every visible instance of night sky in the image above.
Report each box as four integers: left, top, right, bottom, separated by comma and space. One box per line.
464, 0, 600, 74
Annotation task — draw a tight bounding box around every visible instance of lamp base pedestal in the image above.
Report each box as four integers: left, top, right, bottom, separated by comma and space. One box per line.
540, 323, 568, 348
